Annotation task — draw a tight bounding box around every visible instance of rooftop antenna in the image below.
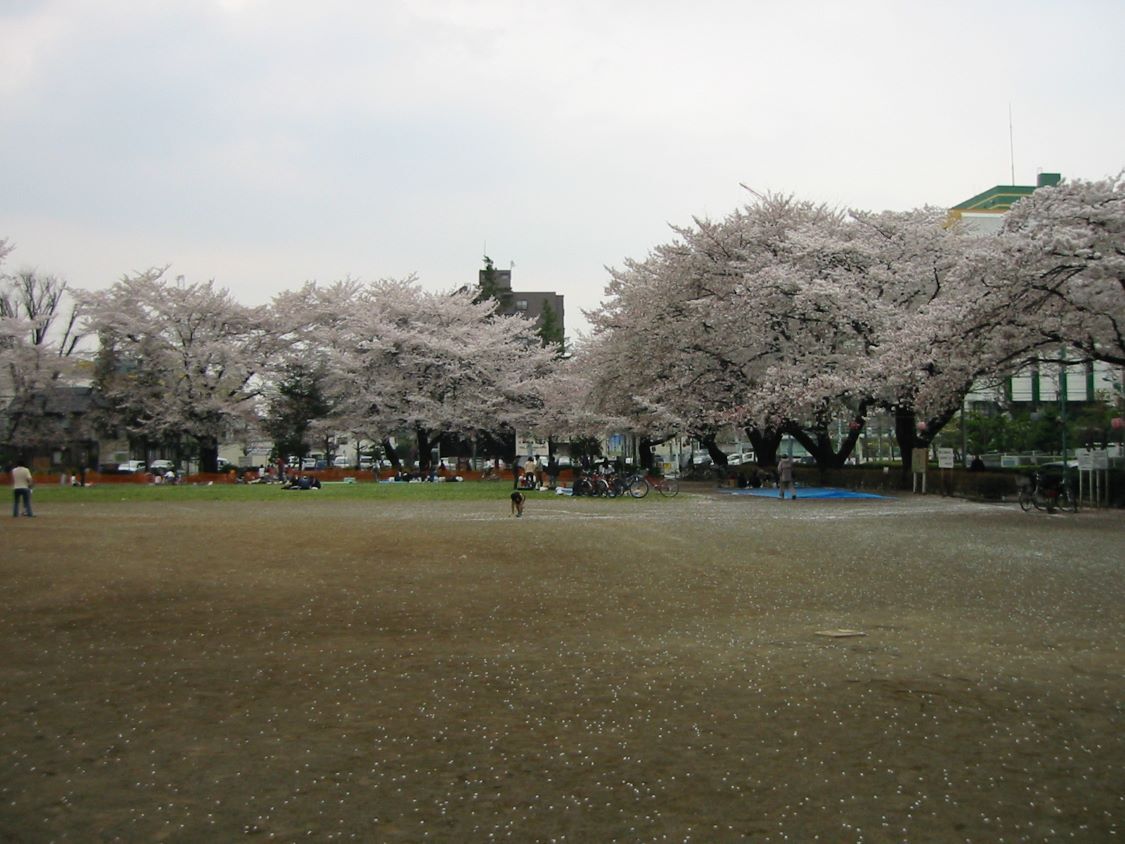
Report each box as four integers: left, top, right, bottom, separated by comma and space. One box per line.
1008, 103, 1016, 185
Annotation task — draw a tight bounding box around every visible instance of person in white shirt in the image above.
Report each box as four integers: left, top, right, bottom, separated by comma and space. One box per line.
11, 460, 34, 517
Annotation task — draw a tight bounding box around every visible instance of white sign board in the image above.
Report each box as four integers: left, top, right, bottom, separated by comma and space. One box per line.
1000, 455, 1020, 468
911, 448, 929, 474
937, 447, 955, 469
1077, 449, 1094, 471
1093, 450, 1109, 470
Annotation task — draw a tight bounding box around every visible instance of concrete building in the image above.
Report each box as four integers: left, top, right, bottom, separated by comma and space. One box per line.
478, 266, 565, 338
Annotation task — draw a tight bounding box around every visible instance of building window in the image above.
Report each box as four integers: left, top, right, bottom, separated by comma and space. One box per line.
514, 299, 528, 310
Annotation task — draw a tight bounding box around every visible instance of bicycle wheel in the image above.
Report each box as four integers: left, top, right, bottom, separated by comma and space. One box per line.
657, 477, 679, 497
594, 478, 611, 497
1018, 489, 1034, 512
1059, 486, 1079, 513
627, 477, 650, 499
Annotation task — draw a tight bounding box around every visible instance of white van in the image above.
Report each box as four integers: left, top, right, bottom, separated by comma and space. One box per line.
333, 456, 351, 468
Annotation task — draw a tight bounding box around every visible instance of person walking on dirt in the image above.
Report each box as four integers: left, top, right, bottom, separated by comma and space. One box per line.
777, 455, 796, 500
11, 459, 34, 517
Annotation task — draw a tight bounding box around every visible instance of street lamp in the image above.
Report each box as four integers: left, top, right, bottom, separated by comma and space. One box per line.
1059, 358, 1069, 471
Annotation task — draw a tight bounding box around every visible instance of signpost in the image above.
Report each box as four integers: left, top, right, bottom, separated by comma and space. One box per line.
912, 447, 929, 493
1076, 448, 1109, 507
937, 447, 955, 496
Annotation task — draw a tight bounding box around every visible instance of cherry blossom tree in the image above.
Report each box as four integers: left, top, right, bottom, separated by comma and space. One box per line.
0, 254, 88, 457
586, 192, 991, 473
872, 177, 1124, 469
587, 193, 879, 469
265, 280, 364, 463
82, 269, 276, 471
324, 278, 558, 471
963, 175, 1125, 368
837, 207, 982, 470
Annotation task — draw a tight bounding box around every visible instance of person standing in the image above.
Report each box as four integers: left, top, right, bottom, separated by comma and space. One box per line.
11, 459, 34, 517
777, 455, 796, 500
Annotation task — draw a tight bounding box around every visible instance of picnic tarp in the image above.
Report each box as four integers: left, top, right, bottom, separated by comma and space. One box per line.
720, 486, 887, 500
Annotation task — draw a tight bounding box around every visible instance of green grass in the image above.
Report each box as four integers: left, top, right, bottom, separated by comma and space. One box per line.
30, 480, 564, 504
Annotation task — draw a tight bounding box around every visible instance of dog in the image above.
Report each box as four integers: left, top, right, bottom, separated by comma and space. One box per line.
510, 490, 525, 517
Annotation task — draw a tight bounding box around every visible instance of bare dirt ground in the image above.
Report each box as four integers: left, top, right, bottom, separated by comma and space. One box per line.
1, 490, 1122, 841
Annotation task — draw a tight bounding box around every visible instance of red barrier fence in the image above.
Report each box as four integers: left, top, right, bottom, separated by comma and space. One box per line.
1, 467, 580, 486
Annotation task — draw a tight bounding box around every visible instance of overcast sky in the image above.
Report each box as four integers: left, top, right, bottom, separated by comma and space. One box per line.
2, 0, 1122, 338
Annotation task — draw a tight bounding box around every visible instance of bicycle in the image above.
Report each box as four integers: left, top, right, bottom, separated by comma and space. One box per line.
647, 473, 679, 497
1018, 471, 1078, 514
610, 471, 651, 498
573, 471, 612, 497
623, 472, 679, 497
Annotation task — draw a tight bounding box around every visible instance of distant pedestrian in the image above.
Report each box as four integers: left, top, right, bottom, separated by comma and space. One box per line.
11, 459, 34, 517
777, 455, 796, 500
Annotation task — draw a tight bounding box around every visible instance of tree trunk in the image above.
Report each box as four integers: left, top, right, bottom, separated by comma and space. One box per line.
746, 426, 782, 466
416, 427, 432, 472
785, 419, 866, 469
701, 434, 728, 467
199, 437, 219, 473
893, 404, 961, 485
894, 407, 923, 485
639, 436, 654, 470
382, 438, 400, 470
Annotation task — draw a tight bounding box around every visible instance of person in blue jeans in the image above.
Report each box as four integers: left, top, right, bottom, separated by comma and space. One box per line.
11, 460, 34, 517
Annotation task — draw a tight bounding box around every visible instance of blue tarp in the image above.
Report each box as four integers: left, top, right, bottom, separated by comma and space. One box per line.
720, 486, 887, 500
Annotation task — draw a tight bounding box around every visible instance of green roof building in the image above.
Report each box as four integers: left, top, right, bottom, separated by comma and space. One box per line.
947, 172, 1061, 232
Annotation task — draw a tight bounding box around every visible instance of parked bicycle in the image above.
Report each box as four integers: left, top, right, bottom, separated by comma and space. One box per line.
613, 472, 679, 498
606, 471, 647, 498
1019, 470, 1077, 514
647, 474, 679, 497
573, 470, 612, 497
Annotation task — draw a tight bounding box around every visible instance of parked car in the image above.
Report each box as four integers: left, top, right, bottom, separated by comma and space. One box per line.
689, 451, 713, 466
150, 460, 176, 473
358, 457, 375, 470
118, 460, 146, 473
333, 456, 351, 468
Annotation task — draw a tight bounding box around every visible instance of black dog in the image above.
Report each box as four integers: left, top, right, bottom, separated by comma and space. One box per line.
510, 491, 525, 517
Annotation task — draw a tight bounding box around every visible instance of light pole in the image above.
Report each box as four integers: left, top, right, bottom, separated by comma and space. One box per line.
1059, 356, 1069, 470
